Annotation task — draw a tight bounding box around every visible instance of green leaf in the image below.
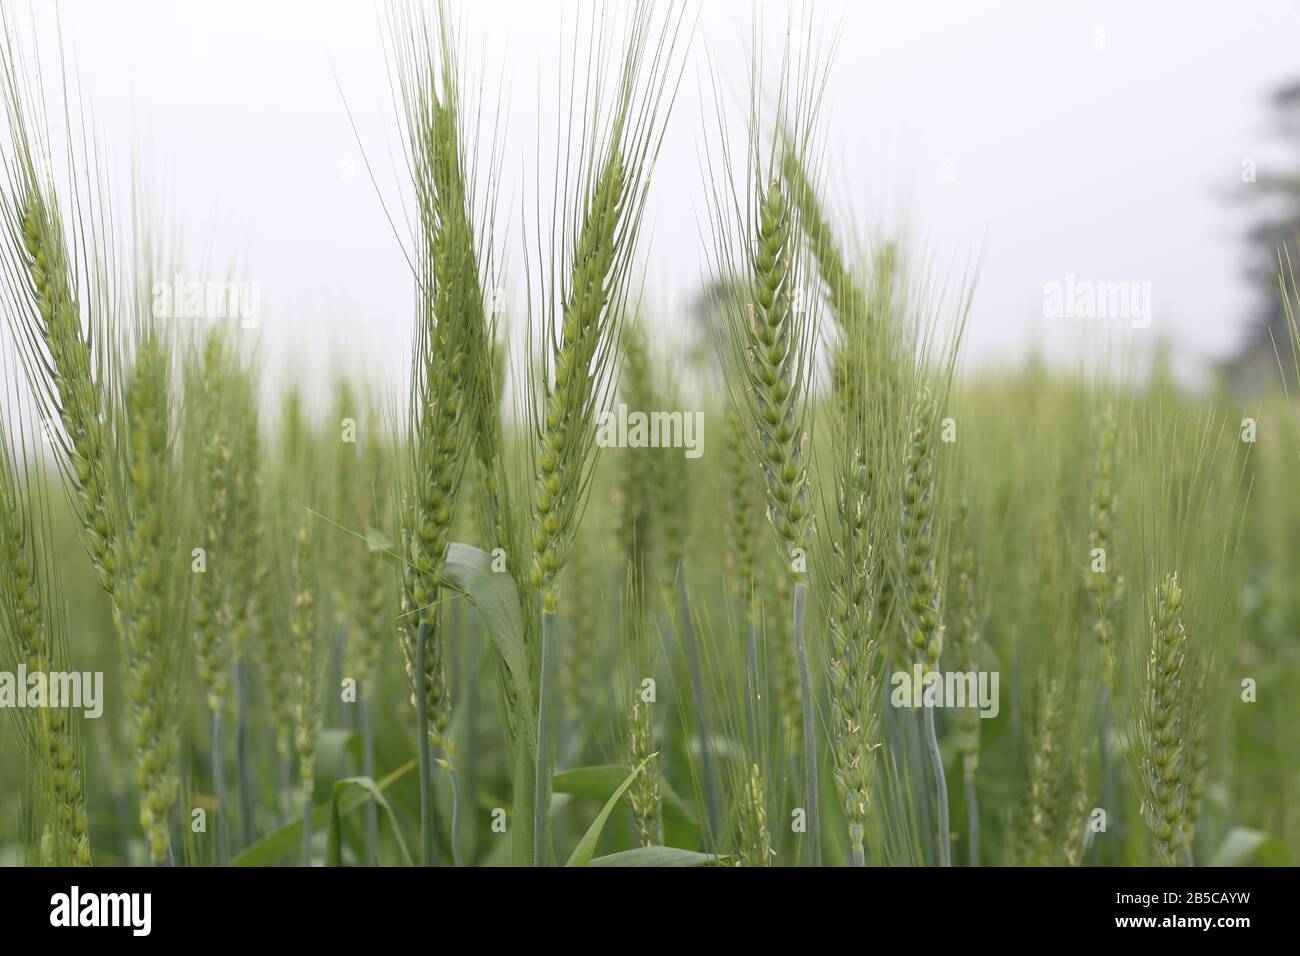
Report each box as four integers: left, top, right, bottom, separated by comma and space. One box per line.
554, 763, 698, 826
590, 846, 721, 867
327, 777, 413, 867
443, 543, 534, 726
443, 543, 537, 868
229, 806, 330, 868
232, 759, 415, 867
564, 753, 655, 867
553, 764, 625, 799
313, 729, 361, 799
1207, 826, 1269, 867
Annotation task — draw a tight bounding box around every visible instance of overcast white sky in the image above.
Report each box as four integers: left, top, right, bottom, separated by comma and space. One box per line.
13, 0, 1300, 396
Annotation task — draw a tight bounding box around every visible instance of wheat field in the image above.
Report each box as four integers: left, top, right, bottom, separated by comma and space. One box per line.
0, 1, 1297, 870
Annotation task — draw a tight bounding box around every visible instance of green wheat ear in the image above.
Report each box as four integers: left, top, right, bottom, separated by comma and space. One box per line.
946, 496, 984, 866
1181, 658, 1209, 851
233, 382, 294, 771
628, 693, 662, 847
16, 189, 118, 594
1140, 571, 1189, 866
947, 499, 982, 765
1087, 403, 1123, 691
612, 317, 657, 617
735, 763, 773, 867
560, 532, 597, 731
523, 2, 685, 867
2, 50, 194, 859
0, 424, 91, 866
818, 251, 898, 865
744, 177, 814, 566
825, 448, 879, 860
2, 37, 192, 863
525, 5, 685, 616
780, 146, 873, 414
190, 329, 238, 714
529, 145, 629, 615
120, 328, 184, 865
391, 0, 495, 742
722, 403, 763, 620
899, 386, 943, 671
289, 515, 321, 810
726, 176, 816, 795
705, 16, 834, 864
781, 148, 867, 333
344, 407, 393, 693
1026, 680, 1066, 862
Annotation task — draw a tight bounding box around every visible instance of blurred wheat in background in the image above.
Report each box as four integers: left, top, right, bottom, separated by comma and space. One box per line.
0, 0, 1298, 868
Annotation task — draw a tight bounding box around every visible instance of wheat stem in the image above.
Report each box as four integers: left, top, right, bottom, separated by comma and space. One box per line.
676, 557, 719, 845
448, 759, 465, 867
534, 610, 558, 865
358, 695, 377, 866
301, 792, 312, 866
792, 581, 820, 865
415, 618, 434, 867
963, 756, 980, 866
923, 701, 952, 866
213, 709, 228, 866
236, 656, 255, 849
947, 498, 981, 865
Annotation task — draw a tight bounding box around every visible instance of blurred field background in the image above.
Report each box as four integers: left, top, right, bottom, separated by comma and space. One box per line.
1, 1, 1299, 867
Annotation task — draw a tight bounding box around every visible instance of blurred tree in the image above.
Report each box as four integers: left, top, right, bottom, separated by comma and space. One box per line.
1226, 80, 1300, 389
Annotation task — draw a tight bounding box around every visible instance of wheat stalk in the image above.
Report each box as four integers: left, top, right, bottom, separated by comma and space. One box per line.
390, 0, 499, 865
612, 320, 656, 621
705, 14, 839, 862
898, 385, 953, 866
119, 327, 184, 865
342, 407, 393, 863
646, 338, 720, 843
189, 331, 235, 713
289, 514, 320, 862
1085, 402, 1124, 863
1, 39, 193, 865
946, 497, 982, 865
187, 328, 238, 864
270, 390, 326, 862
525, 3, 682, 865
225, 364, 265, 851
824, 447, 882, 866
238, 391, 298, 816
1182, 658, 1209, 859
716, 166, 821, 862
